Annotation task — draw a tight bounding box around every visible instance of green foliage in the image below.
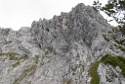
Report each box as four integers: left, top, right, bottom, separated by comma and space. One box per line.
12, 61, 20, 67
93, 0, 102, 10
14, 56, 39, 83
93, 0, 125, 34
115, 39, 125, 45
45, 51, 49, 55
8, 53, 19, 60
0, 52, 28, 60
118, 45, 125, 51
34, 55, 39, 64
103, 34, 109, 42
101, 54, 125, 77
0, 53, 7, 56
63, 78, 71, 84
0, 52, 28, 68
102, 55, 119, 66
89, 54, 125, 84
88, 60, 101, 84
117, 56, 125, 63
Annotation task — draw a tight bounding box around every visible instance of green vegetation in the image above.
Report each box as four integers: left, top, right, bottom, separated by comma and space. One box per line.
0, 52, 28, 60
63, 78, 71, 84
34, 55, 39, 64
89, 54, 125, 84
45, 47, 53, 55
101, 54, 125, 77
24, 65, 36, 75
0, 52, 31, 83
0, 52, 28, 68
12, 61, 20, 67
14, 55, 39, 84
118, 45, 125, 52
103, 34, 109, 42
93, 0, 125, 34
15, 68, 31, 83
115, 39, 125, 45
0, 53, 6, 56
14, 64, 36, 84
47, 47, 53, 52
45, 51, 49, 55
88, 60, 101, 84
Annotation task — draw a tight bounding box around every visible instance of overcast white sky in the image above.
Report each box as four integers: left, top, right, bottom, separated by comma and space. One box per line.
0, 0, 116, 30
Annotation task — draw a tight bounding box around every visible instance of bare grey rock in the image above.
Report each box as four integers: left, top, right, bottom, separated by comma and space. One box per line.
98, 63, 125, 84
0, 3, 124, 84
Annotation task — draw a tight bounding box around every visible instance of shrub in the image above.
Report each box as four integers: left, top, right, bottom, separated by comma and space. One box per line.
101, 55, 125, 77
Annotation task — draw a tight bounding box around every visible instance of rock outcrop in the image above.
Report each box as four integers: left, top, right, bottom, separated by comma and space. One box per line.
0, 3, 125, 84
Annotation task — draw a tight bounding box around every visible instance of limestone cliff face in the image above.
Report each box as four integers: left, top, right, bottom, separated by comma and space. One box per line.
0, 3, 125, 84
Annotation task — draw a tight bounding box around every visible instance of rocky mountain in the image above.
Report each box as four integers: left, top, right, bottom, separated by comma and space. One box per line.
0, 3, 125, 84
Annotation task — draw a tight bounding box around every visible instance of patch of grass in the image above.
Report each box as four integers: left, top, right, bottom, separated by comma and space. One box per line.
24, 65, 36, 75
8, 53, 19, 60
66, 79, 71, 84
101, 54, 125, 77
8, 53, 28, 60
88, 54, 125, 84
0, 53, 17, 57
45, 47, 53, 55
12, 61, 20, 67
45, 51, 49, 55
118, 45, 125, 51
88, 60, 101, 84
14, 73, 27, 84
19, 55, 28, 60
63, 78, 71, 84
34, 55, 39, 64
0, 52, 28, 60
14, 56, 39, 83
14, 64, 36, 84
0, 53, 7, 56
115, 39, 125, 45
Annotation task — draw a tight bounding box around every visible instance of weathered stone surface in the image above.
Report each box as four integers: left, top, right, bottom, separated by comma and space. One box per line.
0, 3, 124, 84
98, 63, 125, 84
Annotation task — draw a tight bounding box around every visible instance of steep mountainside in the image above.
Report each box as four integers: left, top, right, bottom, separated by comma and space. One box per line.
0, 3, 125, 84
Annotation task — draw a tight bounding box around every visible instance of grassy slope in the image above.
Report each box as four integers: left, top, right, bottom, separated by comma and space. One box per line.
89, 54, 125, 84
88, 60, 101, 84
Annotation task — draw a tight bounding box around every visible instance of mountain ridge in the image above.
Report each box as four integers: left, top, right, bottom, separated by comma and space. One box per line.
0, 3, 125, 84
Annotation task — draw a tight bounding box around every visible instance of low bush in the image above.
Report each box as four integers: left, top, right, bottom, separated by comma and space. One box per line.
101, 54, 125, 77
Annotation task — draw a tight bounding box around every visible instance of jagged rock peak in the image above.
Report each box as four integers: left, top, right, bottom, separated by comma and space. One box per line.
1, 3, 124, 84
71, 3, 85, 11
30, 3, 110, 60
